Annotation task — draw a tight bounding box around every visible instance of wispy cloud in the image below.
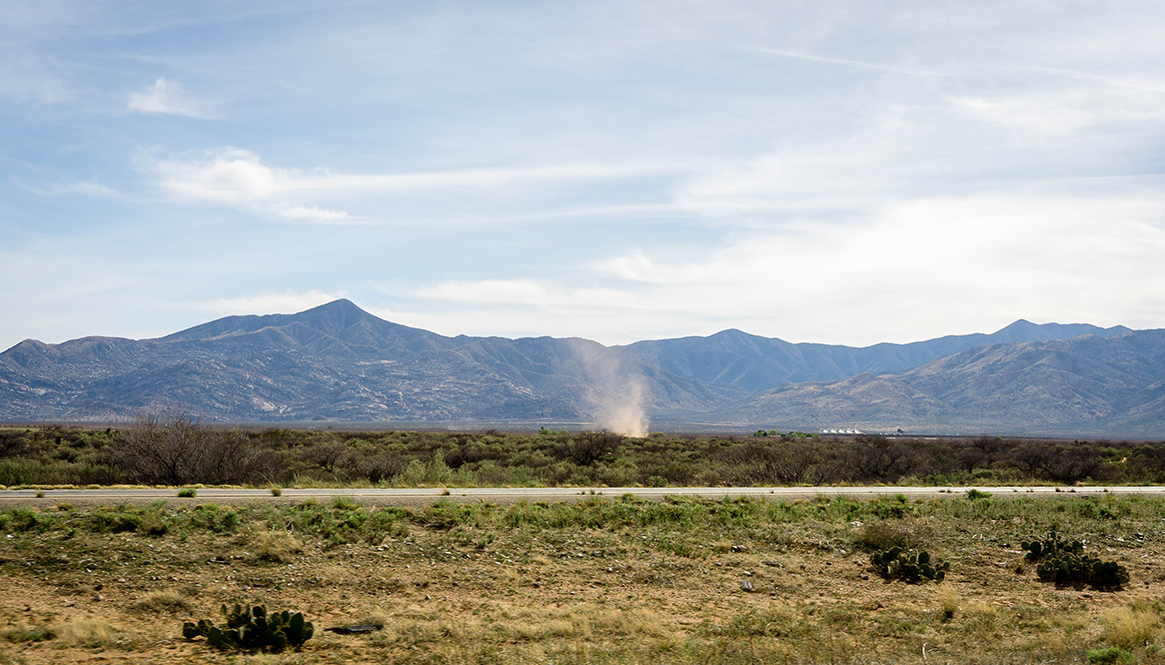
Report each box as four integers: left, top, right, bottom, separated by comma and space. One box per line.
66, 179, 120, 197
947, 96, 1096, 135
0, 55, 69, 103
1031, 66, 1165, 95
126, 77, 211, 118
184, 290, 347, 316
146, 147, 690, 224
414, 279, 638, 310
25, 179, 122, 198
754, 48, 947, 78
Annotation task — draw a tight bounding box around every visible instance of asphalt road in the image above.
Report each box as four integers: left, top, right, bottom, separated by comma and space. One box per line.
0, 485, 1159, 507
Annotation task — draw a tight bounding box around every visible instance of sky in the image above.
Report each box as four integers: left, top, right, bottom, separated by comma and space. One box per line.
3, 0, 1165, 351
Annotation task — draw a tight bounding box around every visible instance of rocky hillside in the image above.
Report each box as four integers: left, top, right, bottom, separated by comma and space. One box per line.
0, 300, 1157, 436
706, 330, 1165, 436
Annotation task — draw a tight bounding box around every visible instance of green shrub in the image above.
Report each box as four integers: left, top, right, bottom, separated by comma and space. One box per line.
177, 488, 196, 498
1086, 646, 1135, 664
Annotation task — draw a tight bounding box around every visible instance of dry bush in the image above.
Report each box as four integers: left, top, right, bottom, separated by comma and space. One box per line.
130, 589, 193, 616
852, 520, 924, 552
937, 587, 961, 621
116, 409, 275, 485
1101, 606, 1161, 651
53, 620, 125, 649
236, 522, 305, 562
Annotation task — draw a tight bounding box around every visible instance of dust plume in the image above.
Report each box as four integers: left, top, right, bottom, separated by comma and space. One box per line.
566, 339, 650, 437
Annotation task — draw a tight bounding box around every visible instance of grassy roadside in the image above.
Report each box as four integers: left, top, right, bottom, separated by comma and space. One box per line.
2, 492, 1165, 663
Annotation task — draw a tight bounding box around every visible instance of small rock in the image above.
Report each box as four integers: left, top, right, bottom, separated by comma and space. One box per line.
740, 579, 754, 592
762, 560, 779, 567
93, 594, 103, 601
731, 545, 749, 553
425, 594, 431, 600
533, 582, 542, 588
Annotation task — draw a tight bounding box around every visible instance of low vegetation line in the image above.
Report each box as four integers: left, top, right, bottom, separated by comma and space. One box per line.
3, 416, 1164, 489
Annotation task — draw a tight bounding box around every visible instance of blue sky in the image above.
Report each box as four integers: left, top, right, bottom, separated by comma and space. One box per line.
3, 1, 1165, 351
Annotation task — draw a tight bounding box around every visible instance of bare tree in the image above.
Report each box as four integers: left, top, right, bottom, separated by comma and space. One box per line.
558, 430, 623, 466
116, 409, 273, 485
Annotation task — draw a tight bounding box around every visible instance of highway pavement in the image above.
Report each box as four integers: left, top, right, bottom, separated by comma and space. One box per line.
0, 485, 1160, 507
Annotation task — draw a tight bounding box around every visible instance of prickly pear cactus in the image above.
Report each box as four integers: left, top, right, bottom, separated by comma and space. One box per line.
1036, 552, 1128, 589
1021, 532, 1083, 562
182, 604, 314, 652
1022, 532, 1128, 589
870, 548, 949, 583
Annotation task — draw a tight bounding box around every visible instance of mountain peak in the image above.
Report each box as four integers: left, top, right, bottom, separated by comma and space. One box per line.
304, 298, 362, 315
161, 299, 380, 342
991, 319, 1127, 344
293, 299, 381, 332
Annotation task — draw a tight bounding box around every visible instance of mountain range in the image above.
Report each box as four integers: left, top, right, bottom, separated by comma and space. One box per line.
0, 299, 1157, 437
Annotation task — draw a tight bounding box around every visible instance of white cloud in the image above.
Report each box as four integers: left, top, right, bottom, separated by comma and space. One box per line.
66, 179, 119, 198
184, 290, 347, 316
126, 77, 211, 118
146, 147, 690, 224
275, 204, 351, 223
948, 96, 1095, 135
415, 279, 638, 309
586, 193, 1165, 344
755, 48, 947, 78
25, 179, 121, 198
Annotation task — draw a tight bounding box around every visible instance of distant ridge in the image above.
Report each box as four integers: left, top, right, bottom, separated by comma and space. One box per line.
705, 329, 1165, 437
0, 300, 734, 424
620, 319, 1130, 394
0, 300, 1154, 436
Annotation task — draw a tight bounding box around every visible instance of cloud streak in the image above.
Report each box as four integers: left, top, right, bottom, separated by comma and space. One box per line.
146, 147, 691, 224
755, 48, 947, 78
126, 77, 212, 118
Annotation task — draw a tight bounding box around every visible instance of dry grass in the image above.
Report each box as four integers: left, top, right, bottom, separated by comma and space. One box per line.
2, 494, 1165, 663
52, 620, 126, 649
1101, 605, 1162, 651
241, 521, 305, 562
